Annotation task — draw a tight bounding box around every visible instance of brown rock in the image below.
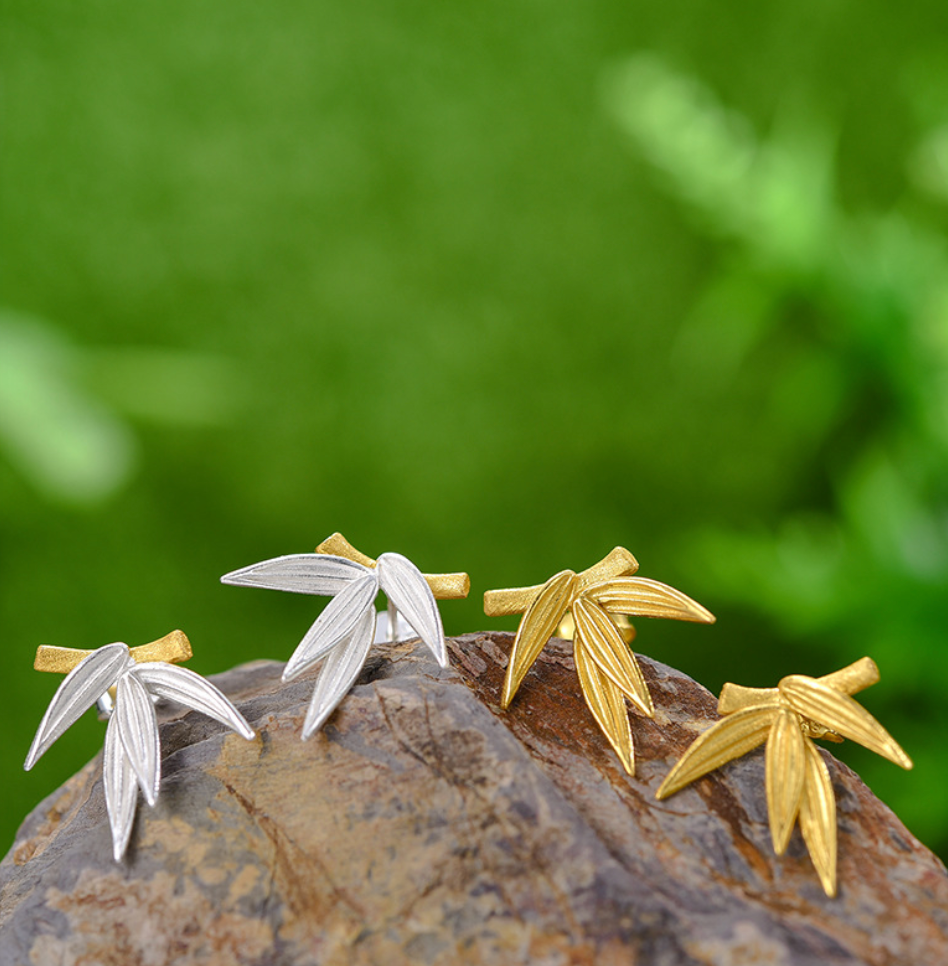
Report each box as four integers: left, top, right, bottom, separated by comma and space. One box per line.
1, 632, 946, 965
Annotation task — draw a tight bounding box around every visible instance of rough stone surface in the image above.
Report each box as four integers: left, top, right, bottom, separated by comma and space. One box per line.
1, 632, 946, 965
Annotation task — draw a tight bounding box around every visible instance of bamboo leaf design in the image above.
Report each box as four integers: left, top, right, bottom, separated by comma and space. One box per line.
661, 658, 909, 896
220, 553, 371, 596
778, 675, 913, 769
488, 549, 714, 775
27, 636, 257, 863
224, 542, 466, 746
574, 636, 634, 774
657, 706, 778, 799
501, 570, 577, 708
302, 607, 377, 739
24, 642, 130, 771
587, 577, 715, 623
765, 708, 806, 855
132, 663, 255, 739
572, 597, 653, 717
377, 552, 447, 668
115, 671, 160, 806
282, 571, 380, 681
103, 711, 139, 862
799, 738, 838, 897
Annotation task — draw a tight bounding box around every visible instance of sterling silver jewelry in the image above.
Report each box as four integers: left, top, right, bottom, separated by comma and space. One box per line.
221, 532, 469, 739
25, 631, 255, 862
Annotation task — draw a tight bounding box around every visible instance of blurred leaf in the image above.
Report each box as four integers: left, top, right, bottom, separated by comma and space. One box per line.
0, 312, 136, 504
0, 311, 245, 504
604, 54, 836, 274
603, 55, 756, 239
907, 125, 948, 202
608, 55, 948, 854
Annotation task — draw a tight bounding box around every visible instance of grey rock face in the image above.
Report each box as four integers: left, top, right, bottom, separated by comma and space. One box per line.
1, 632, 946, 965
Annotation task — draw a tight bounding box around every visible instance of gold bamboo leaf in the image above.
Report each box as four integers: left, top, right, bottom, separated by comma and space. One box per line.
587, 577, 715, 624
574, 636, 634, 774
501, 570, 577, 708
778, 675, 913, 770
572, 597, 653, 717
765, 708, 806, 855
798, 737, 837, 897
656, 706, 778, 799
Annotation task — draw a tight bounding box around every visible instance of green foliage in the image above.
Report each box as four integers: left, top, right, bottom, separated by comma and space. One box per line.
0, 313, 135, 503
606, 55, 948, 848
0, 311, 243, 503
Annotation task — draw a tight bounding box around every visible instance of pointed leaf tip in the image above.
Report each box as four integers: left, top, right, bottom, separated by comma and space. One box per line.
502, 570, 576, 707
221, 553, 371, 596
25, 642, 130, 771
572, 597, 653, 717
104, 712, 139, 862
765, 708, 806, 855
657, 706, 778, 800
588, 577, 715, 624
574, 636, 635, 774
302, 608, 376, 739
133, 663, 255, 739
283, 571, 380, 681
779, 675, 912, 769
377, 553, 447, 667
116, 672, 161, 806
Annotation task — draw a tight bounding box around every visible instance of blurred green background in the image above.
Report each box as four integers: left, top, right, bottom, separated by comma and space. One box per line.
3, 1, 948, 862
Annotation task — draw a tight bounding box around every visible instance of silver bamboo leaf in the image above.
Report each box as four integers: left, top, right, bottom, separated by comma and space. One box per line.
132, 663, 255, 740
282, 571, 380, 681
377, 552, 447, 668
302, 606, 377, 739
103, 711, 139, 862
24, 642, 130, 771
116, 671, 160, 806
220, 553, 371, 596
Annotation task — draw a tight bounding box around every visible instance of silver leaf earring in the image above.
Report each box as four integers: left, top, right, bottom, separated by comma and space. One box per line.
25, 630, 255, 862
220, 532, 470, 738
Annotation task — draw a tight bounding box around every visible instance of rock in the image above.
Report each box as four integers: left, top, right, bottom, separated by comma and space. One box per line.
1, 632, 946, 965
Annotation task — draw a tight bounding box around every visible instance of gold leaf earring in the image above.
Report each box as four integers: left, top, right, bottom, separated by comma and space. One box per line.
484, 547, 715, 774
656, 657, 913, 896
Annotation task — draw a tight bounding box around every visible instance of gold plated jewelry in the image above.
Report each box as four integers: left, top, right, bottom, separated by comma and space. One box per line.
484, 548, 715, 774
656, 657, 913, 896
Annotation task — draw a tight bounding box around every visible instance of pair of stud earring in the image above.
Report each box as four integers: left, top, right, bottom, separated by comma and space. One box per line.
24, 534, 911, 897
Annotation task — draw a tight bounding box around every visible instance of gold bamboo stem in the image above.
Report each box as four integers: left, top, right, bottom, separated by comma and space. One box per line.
484, 547, 638, 617
717, 657, 882, 714
34, 630, 193, 675
315, 532, 470, 600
